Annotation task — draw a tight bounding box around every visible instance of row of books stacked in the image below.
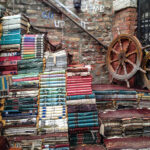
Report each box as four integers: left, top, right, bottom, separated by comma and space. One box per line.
38, 51, 69, 150
66, 64, 101, 148
99, 109, 150, 138
0, 14, 29, 146
0, 76, 10, 98
137, 90, 150, 109
0, 14, 29, 76
104, 136, 150, 149
0, 76, 10, 139
0, 57, 44, 76
39, 71, 68, 133
93, 85, 138, 111
93, 85, 150, 110
1, 59, 45, 148
0, 14, 28, 51
44, 50, 67, 71
71, 145, 105, 150
93, 84, 150, 149
0, 56, 46, 148
21, 34, 47, 59
0, 13, 49, 149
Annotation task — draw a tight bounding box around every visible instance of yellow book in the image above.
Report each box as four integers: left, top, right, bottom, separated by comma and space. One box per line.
0, 24, 2, 33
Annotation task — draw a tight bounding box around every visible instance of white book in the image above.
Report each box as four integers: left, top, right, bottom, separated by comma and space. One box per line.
2, 18, 28, 26
2, 14, 28, 21
3, 24, 28, 30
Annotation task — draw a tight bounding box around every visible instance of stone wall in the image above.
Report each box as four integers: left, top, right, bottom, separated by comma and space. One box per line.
2, 0, 113, 84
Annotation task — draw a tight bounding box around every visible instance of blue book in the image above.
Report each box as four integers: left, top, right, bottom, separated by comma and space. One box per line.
94, 90, 137, 95
0, 39, 21, 45
40, 99, 66, 103
68, 111, 98, 117
40, 98, 66, 102
40, 81, 66, 85
40, 109, 66, 113
68, 114, 98, 121
41, 106, 66, 109
69, 122, 99, 128
40, 94, 66, 98
0, 76, 7, 90
41, 113, 66, 118
67, 94, 95, 100
0, 34, 21, 40
95, 95, 137, 99
23, 37, 36, 40
68, 118, 98, 124
40, 102, 66, 106
3, 29, 25, 35
41, 111, 66, 115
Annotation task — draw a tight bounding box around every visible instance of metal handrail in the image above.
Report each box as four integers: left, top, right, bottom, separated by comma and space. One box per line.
41, 0, 108, 50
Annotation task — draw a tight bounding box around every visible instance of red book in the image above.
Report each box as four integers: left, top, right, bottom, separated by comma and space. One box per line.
68, 64, 84, 67
67, 91, 92, 96
42, 144, 69, 148
0, 66, 17, 71
67, 80, 92, 84
67, 78, 92, 81
96, 98, 137, 101
0, 70, 18, 75
0, 56, 21, 61
67, 85, 91, 89
67, 77, 92, 80
67, 68, 89, 72
67, 89, 92, 93
67, 75, 92, 79
67, 87, 92, 91
104, 137, 150, 150
0, 60, 17, 66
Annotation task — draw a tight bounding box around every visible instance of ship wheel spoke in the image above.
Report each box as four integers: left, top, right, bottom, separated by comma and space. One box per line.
118, 39, 123, 51
123, 63, 127, 76
110, 58, 119, 63
114, 63, 121, 74
142, 52, 150, 89
125, 40, 132, 52
146, 68, 150, 72
125, 58, 136, 68
112, 49, 119, 55
126, 50, 137, 57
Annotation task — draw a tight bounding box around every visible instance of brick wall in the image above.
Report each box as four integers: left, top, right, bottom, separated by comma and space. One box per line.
112, 0, 137, 38
3, 0, 113, 84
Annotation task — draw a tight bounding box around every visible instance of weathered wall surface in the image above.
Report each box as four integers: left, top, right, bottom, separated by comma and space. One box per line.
112, 0, 137, 38
0, 0, 138, 84
1, 0, 113, 84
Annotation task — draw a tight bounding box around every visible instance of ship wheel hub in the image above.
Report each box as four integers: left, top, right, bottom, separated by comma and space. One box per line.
118, 51, 126, 63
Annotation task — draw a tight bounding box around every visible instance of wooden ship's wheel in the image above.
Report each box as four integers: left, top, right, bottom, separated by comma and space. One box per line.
106, 34, 145, 88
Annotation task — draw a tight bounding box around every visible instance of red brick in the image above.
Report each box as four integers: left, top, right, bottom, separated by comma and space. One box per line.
96, 69, 101, 76
96, 61, 105, 64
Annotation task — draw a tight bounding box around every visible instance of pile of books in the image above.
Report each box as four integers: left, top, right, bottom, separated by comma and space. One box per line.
66, 64, 100, 147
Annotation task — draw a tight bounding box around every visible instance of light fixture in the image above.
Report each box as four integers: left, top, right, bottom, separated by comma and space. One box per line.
73, 0, 81, 10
